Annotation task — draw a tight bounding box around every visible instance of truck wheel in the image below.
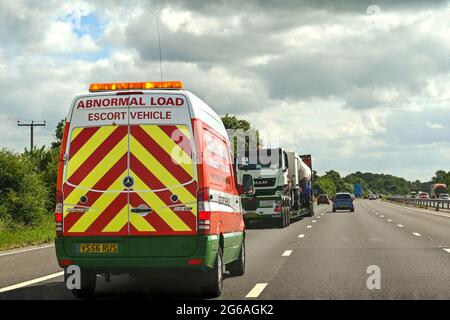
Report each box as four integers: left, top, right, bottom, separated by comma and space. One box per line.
67, 268, 96, 299
227, 242, 245, 277
279, 207, 287, 228
244, 218, 251, 229
202, 248, 224, 298
286, 207, 291, 226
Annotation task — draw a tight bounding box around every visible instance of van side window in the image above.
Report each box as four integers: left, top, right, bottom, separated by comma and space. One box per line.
203, 129, 233, 192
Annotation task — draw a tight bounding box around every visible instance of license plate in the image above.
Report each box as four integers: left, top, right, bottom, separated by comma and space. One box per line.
260, 200, 273, 208
244, 212, 257, 217
80, 243, 118, 253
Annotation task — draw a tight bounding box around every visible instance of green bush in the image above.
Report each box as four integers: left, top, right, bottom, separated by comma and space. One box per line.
0, 149, 50, 227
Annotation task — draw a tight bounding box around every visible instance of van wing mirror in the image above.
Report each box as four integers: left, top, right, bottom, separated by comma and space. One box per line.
242, 174, 255, 195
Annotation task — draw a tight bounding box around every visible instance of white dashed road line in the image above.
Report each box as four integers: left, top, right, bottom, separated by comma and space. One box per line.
246, 283, 268, 298
0, 244, 55, 258
307, 225, 312, 229
443, 248, 450, 254
312, 220, 317, 223
397, 224, 404, 227
387, 219, 392, 222
282, 250, 292, 257
412, 232, 422, 237
0, 271, 64, 294
298, 234, 305, 238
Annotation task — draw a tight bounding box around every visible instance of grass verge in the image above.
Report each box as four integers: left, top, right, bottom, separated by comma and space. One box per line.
0, 216, 54, 251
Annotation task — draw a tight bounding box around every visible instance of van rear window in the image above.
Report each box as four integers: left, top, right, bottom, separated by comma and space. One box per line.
335, 194, 351, 199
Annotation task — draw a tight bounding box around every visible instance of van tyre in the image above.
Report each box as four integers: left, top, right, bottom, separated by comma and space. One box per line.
227, 242, 245, 276
67, 269, 96, 299
202, 248, 224, 298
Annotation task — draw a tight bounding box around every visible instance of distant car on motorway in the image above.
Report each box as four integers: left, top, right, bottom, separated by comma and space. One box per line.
438, 193, 449, 200
369, 194, 377, 200
317, 194, 331, 205
332, 192, 354, 212
418, 192, 429, 199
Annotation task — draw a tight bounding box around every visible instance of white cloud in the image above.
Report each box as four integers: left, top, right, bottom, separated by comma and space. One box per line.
426, 121, 445, 130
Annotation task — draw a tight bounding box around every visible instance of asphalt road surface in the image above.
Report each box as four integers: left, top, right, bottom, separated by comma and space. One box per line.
1, 199, 450, 300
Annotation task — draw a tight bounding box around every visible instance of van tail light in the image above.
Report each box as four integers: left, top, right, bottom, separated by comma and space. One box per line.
57, 121, 70, 192
197, 188, 211, 235
55, 191, 63, 237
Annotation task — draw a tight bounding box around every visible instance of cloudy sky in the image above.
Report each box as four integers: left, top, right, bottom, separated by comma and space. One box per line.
1, 0, 450, 181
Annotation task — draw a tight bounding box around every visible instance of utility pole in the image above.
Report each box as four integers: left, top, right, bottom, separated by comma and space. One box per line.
17, 121, 46, 152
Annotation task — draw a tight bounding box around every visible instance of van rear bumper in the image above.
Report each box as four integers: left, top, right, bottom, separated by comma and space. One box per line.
54, 235, 220, 272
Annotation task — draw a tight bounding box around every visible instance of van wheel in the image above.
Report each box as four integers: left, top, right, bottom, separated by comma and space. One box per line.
227, 242, 245, 276
67, 269, 96, 299
202, 248, 224, 298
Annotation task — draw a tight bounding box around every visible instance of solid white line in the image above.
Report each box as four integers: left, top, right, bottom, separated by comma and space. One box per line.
443, 249, 450, 254
298, 234, 305, 238
412, 232, 422, 237
282, 250, 292, 257
0, 271, 64, 293
0, 244, 54, 258
397, 224, 404, 227
246, 283, 268, 298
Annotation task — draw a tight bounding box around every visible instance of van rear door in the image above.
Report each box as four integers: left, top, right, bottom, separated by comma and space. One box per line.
127, 93, 198, 257
63, 95, 130, 237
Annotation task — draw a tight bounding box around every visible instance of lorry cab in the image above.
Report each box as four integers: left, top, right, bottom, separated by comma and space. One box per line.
55, 81, 247, 298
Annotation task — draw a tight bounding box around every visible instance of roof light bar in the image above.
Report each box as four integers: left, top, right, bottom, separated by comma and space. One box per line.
89, 81, 184, 92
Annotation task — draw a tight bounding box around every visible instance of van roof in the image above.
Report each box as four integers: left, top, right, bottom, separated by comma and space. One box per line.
68, 89, 229, 141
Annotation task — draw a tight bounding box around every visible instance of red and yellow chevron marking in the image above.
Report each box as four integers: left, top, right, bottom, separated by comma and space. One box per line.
63, 124, 197, 236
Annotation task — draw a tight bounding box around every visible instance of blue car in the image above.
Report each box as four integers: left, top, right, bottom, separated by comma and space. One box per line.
333, 193, 355, 212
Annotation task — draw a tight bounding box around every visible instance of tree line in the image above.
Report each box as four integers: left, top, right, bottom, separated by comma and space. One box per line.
0, 116, 448, 231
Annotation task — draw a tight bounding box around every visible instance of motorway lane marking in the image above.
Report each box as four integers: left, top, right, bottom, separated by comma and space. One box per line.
375, 212, 379, 215
298, 234, 305, 238
397, 224, 404, 227
0, 244, 55, 258
282, 250, 293, 257
387, 219, 392, 222
246, 283, 268, 298
307, 225, 312, 229
381, 201, 450, 219
380, 215, 384, 218
312, 220, 317, 223
0, 271, 64, 293
443, 249, 450, 254
412, 232, 422, 237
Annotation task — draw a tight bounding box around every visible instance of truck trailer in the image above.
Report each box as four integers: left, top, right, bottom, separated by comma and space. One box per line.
430, 183, 448, 199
